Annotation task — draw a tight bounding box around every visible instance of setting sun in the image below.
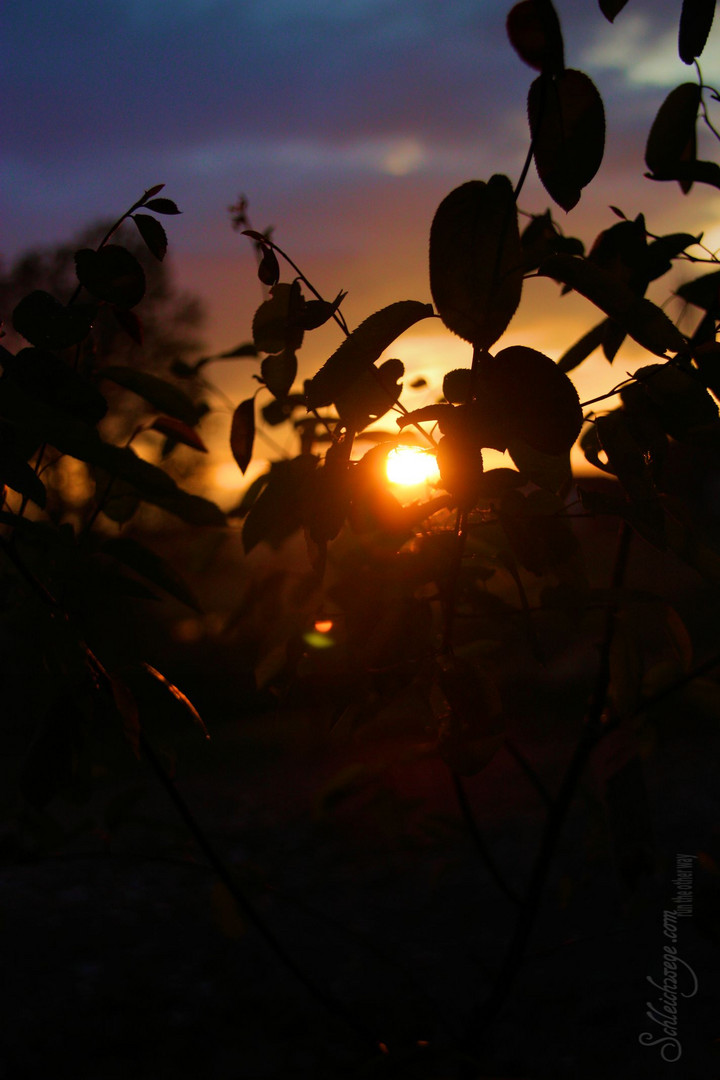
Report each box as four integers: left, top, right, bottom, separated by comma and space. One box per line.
385, 446, 440, 487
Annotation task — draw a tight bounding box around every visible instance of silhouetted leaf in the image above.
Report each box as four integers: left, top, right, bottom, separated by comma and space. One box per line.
540, 254, 687, 355
252, 281, 305, 354
302, 291, 347, 330
397, 403, 457, 433
557, 319, 609, 373
93, 469, 141, 524
335, 357, 404, 430
149, 416, 208, 452
646, 159, 720, 190
112, 305, 144, 345
676, 267, 720, 312
102, 537, 202, 612
646, 232, 701, 280
75, 246, 146, 308
257, 246, 280, 286
12, 291, 96, 350
430, 177, 522, 348
262, 393, 305, 426
132, 213, 168, 261
645, 83, 700, 193
508, 437, 571, 492
443, 368, 473, 404
305, 300, 432, 409
0, 431, 46, 507
599, 0, 630, 20
242, 455, 318, 553
140, 183, 165, 201
261, 349, 297, 399
478, 346, 583, 455
231, 397, 255, 473
410, 377, 427, 389
144, 197, 181, 215
100, 366, 200, 425
588, 216, 648, 294
631, 362, 719, 439
507, 0, 564, 74
230, 472, 269, 518
679, 0, 716, 63
436, 432, 484, 507
149, 489, 225, 526
520, 210, 583, 270
529, 70, 605, 211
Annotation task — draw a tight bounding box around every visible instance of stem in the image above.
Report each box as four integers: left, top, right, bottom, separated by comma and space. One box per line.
138, 732, 380, 1052
452, 771, 521, 905
461, 521, 633, 1042
503, 738, 552, 810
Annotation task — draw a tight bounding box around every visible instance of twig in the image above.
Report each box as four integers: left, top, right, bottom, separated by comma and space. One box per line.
451, 771, 521, 905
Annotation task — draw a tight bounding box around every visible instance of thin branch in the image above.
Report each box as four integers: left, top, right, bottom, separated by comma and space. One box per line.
452, 771, 521, 905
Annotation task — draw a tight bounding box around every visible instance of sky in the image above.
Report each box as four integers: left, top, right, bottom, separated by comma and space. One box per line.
3, 0, 720, 489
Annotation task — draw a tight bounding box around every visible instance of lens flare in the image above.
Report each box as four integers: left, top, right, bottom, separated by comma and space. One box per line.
386, 446, 440, 486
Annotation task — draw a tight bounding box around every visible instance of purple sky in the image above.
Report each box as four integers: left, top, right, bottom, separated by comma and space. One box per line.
3, 0, 720, 487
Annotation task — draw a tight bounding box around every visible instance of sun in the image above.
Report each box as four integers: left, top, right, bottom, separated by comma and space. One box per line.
385, 445, 440, 487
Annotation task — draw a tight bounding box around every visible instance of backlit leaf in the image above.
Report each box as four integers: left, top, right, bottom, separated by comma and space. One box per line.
676, 267, 720, 312
679, 0, 716, 63
529, 70, 605, 211
242, 455, 318, 553
75, 245, 146, 308
539, 254, 687, 356
257, 246, 280, 287
645, 83, 700, 193
100, 366, 200, 425
141, 662, 209, 738
334, 357, 404, 430
429, 177, 523, 347
305, 300, 432, 409
507, 0, 564, 74
231, 397, 255, 473
4, 347, 108, 424
12, 290, 96, 350
132, 213, 168, 261
149, 416, 207, 452
442, 368, 473, 404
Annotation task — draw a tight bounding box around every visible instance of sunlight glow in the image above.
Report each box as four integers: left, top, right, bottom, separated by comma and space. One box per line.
314, 619, 334, 633
386, 445, 440, 486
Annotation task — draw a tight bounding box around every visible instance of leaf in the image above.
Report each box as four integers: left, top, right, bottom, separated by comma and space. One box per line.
143, 197, 181, 215
229, 472, 269, 518
262, 393, 305, 426
75, 245, 146, 308
506, 0, 564, 74
436, 432, 484, 507
148, 489, 225, 526
102, 537, 202, 612
12, 290, 96, 350
242, 455, 318, 553
305, 300, 433, 409
140, 183, 165, 201
539, 254, 687, 356
141, 663, 209, 738
599, 0, 630, 20
149, 416, 208, 452
132, 213, 168, 261
100, 366, 200, 425
257, 246, 280, 287
676, 267, 720, 312
302, 290, 347, 330
261, 349, 297, 399
0, 433, 46, 507
646, 232, 701, 281
645, 83, 700, 193
679, 0, 716, 63
631, 362, 719, 439
443, 368, 473, 404
478, 345, 584, 455
94, 470, 141, 524
507, 437, 571, 492
334, 357, 404, 430
557, 319, 610, 373
529, 70, 605, 211
252, 282, 304, 354
112, 305, 144, 345
429, 176, 523, 348
646, 159, 720, 190
231, 397, 255, 473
